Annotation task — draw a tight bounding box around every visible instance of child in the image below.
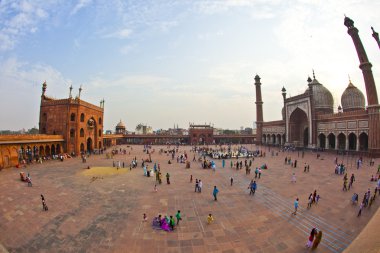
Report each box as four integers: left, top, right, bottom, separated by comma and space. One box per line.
154, 184, 157, 192
316, 194, 320, 204
143, 213, 148, 221
207, 214, 214, 224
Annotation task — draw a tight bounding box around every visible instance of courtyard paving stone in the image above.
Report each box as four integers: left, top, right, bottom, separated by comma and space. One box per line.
0, 145, 378, 252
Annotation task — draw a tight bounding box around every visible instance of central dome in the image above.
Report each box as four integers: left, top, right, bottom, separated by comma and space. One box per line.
306, 78, 334, 113
341, 81, 365, 112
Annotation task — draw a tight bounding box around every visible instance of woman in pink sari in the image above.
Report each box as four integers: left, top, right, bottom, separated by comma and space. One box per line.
161, 217, 170, 231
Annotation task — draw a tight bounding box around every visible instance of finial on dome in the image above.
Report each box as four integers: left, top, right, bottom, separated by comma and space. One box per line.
312, 69, 316, 79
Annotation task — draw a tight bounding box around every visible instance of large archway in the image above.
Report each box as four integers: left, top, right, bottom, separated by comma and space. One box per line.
277, 134, 281, 145
271, 134, 276, 145
328, 133, 335, 149
348, 133, 357, 150
337, 133, 346, 150
289, 108, 309, 147
359, 132, 368, 151
318, 134, 326, 149
87, 138, 93, 152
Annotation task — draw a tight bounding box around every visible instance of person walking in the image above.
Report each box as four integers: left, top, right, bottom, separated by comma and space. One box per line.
230, 177, 233, 186
195, 179, 199, 192
250, 181, 257, 195
307, 194, 313, 209
357, 201, 364, 217
348, 174, 355, 190
175, 210, 182, 225
306, 228, 317, 248
166, 172, 170, 184
41, 194, 48, 211
198, 180, 203, 193
213, 186, 219, 201
292, 198, 299, 215
258, 168, 262, 179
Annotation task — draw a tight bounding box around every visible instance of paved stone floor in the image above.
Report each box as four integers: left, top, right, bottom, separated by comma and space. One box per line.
0, 145, 379, 253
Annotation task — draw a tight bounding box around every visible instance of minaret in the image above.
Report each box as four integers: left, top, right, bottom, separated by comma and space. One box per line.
254, 75, 264, 145
42, 81, 47, 97
344, 16, 378, 105
345, 16, 380, 157
372, 27, 380, 49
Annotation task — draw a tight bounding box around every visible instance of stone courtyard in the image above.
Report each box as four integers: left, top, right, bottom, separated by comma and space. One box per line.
0, 145, 378, 253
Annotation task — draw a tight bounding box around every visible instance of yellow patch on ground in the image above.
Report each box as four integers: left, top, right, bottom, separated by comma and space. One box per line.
82, 167, 128, 176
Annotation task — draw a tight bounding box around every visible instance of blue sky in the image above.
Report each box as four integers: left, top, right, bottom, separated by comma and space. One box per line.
1, 0, 379, 132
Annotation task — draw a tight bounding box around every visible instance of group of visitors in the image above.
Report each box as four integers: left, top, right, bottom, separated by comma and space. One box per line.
152, 210, 182, 231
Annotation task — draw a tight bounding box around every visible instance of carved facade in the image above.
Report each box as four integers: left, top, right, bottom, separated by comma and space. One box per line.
39, 82, 104, 154
255, 17, 380, 157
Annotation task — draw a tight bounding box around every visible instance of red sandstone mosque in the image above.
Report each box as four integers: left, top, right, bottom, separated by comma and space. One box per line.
255, 17, 380, 158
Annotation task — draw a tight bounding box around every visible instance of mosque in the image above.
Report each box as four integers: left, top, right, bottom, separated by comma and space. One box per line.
255, 16, 380, 157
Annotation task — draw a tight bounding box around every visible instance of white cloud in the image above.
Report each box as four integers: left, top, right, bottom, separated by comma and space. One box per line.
103, 28, 132, 39
0, 58, 72, 129
71, 0, 92, 15
0, 1, 51, 51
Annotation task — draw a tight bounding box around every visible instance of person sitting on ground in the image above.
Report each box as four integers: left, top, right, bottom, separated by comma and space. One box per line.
207, 213, 214, 224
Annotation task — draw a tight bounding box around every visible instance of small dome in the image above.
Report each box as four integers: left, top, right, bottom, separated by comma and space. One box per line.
306, 78, 334, 113
341, 81, 365, 112
116, 120, 126, 129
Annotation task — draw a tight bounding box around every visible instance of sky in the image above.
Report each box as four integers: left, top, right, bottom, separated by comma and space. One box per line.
0, 0, 379, 132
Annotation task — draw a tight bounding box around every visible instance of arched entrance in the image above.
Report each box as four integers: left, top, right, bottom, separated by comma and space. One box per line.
359, 132, 368, 151
39, 145, 45, 156
348, 133, 357, 150
289, 108, 309, 147
277, 134, 281, 145
45, 146, 51, 156
87, 138, 93, 152
56, 144, 61, 154
318, 134, 326, 149
337, 133, 346, 150
328, 133, 335, 149
271, 134, 276, 145
51, 144, 56, 155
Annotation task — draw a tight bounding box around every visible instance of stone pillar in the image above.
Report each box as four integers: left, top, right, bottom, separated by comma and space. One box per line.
356, 136, 360, 151
346, 136, 349, 150
368, 105, 380, 157
335, 135, 339, 150
254, 75, 264, 145
326, 136, 329, 149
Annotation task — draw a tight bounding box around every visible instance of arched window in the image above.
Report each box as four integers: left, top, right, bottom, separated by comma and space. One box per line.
70, 113, 75, 121
70, 129, 75, 138
98, 129, 102, 137
80, 113, 85, 122
99, 117, 102, 125
80, 128, 84, 137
